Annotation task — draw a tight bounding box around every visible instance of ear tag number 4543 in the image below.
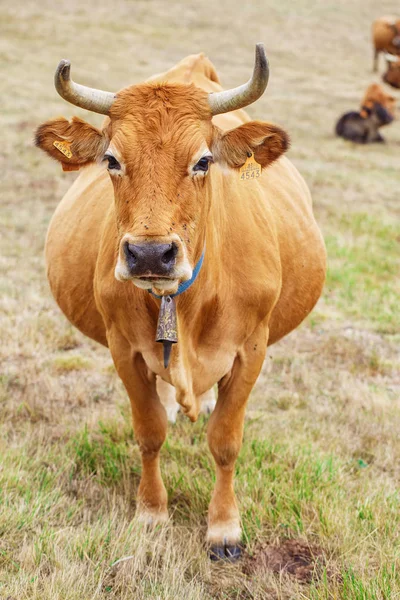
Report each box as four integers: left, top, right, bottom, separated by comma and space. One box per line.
53, 140, 73, 159
239, 152, 261, 181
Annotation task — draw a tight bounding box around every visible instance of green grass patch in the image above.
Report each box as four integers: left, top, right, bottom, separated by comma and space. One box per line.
70, 423, 136, 486
238, 440, 341, 534
311, 564, 399, 599
325, 213, 399, 332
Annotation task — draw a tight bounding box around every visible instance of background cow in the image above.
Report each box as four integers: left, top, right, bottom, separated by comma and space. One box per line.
372, 15, 400, 71
335, 83, 395, 143
35, 46, 326, 560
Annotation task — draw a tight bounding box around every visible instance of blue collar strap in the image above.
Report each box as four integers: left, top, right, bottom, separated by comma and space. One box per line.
148, 249, 205, 299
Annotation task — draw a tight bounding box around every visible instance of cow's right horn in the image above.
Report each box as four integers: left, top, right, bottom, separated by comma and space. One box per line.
54, 60, 116, 115
384, 53, 399, 63
208, 43, 269, 115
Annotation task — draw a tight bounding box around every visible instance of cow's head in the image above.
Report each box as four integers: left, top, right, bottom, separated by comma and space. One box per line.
382, 54, 400, 89
35, 45, 289, 295
360, 82, 396, 121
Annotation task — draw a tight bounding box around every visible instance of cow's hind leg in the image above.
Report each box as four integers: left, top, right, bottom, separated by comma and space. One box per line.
108, 330, 168, 525
157, 379, 216, 423
157, 377, 180, 423
206, 326, 267, 561
199, 387, 216, 415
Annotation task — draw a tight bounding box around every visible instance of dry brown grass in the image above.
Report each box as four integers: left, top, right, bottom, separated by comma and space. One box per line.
1, 0, 399, 598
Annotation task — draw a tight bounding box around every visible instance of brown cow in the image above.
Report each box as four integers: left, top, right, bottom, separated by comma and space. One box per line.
335, 83, 395, 143
35, 46, 326, 560
383, 53, 400, 88
372, 16, 400, 72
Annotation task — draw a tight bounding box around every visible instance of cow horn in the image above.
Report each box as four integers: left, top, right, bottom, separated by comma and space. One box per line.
208, 43, 269, 115
54, 60, 116, 115
384, 53, 399, 63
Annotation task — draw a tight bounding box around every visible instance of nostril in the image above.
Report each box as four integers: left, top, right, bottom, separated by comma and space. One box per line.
161, 243, 178, 266
125, 242, 138, 264
123, 241, 178, 274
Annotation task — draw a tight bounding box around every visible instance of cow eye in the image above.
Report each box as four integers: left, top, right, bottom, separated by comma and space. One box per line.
104, 154, 121, 170
193, 155, 212, 172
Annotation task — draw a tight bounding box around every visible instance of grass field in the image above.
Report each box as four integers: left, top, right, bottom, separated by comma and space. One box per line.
1, 0, 400, 598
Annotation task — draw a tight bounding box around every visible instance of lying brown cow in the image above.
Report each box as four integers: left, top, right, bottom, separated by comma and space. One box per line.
335, 83, 395, 143
383, 53, 400, 88
35, 45, 326, 560
372, 15, 400, 72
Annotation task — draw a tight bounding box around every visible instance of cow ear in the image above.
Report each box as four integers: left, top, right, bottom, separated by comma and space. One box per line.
34, 116, 108, 170
213, 121, 290, 170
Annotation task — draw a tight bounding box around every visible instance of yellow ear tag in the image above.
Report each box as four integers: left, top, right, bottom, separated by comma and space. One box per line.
53, 140, 73, 159
239, 152, 261, 181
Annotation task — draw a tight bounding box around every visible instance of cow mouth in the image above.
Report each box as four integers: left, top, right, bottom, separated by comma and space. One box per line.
137, 275, 175, 282
129, 274, 181, 295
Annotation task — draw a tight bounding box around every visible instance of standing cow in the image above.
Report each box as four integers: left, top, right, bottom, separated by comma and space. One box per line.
35, 45, 326, 560
372, 16, 400, 72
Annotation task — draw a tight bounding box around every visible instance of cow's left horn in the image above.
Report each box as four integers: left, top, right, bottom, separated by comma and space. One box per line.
208, 43, 269, 115
54, 60, 116, 115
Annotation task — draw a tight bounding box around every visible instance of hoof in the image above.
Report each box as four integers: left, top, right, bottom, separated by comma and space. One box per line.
209, 543, 242, 562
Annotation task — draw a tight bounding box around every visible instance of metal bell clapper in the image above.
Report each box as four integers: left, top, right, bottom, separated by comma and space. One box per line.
155, 295, 178, 368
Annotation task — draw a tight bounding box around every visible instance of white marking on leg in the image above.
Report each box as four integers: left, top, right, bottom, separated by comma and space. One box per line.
157, 377, 180, 423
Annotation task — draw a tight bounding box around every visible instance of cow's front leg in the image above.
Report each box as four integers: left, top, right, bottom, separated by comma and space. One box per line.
206, 326, 268, 561
108, 329, 168, 525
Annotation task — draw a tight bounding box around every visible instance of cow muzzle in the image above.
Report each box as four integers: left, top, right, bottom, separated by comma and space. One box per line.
115, 234, 192, 293
124, 241, 178, 276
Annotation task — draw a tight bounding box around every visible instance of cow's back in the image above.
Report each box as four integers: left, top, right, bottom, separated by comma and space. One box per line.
148, 53, 251, 130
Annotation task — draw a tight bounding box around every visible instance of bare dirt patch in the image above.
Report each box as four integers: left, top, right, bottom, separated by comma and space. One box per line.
243, 538, 328, 583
